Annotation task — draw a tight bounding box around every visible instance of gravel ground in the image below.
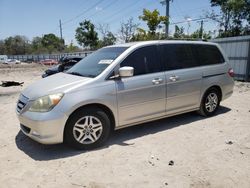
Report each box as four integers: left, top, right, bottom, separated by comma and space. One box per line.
0, 65, 250, 188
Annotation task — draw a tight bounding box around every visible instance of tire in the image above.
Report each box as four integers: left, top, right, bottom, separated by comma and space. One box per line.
198, 88, 221, 117
64, 107, 111, 150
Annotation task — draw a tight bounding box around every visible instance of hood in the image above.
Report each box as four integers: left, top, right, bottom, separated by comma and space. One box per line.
22, 73, 92, 100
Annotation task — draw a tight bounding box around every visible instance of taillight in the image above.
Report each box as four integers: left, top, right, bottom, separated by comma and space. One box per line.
228, 68, 234, 77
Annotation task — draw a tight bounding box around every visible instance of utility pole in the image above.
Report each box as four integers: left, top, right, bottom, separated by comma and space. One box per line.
197, 20, 207, 39
161, 0, 172, 38
59, 19, 63, 40
59, 19, 64, 52
199, 20, 204, 39
165, 0, 170, 38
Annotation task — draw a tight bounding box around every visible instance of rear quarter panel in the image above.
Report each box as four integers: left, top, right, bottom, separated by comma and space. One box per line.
201, 62, 234, 102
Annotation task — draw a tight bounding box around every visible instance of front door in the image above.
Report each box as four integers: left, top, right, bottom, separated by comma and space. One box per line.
116, 45, 166, 126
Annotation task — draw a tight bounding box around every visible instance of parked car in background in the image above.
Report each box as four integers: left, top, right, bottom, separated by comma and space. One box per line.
42, 56, 84, 78
0, 55, 8, 64
15, 59, 21, 64
6, 59, 21, 64
39, 59, 58, 66
16, 41, 234, 150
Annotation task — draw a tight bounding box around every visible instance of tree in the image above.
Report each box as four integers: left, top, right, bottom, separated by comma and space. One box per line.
31, 37, 47, 54
190, 30, 212, 40
173, 25, 185, 38
75, 20, 99, 49
0, 34, 67, 55
130, 28, 148, 41
102, 32, 116, 46
209, 0, 250, 37
4, 35, 31, 55
139, 9, 167, 35
172, 25, 212, 40
32, 37, 42, 50
119, 18, 139, 42
41, 33, 64, 53
97, 23, 110, 39
97, 23, 117, 47
65, 41, 81, 53
0, 40, 5, 54
130, 27, 164, 41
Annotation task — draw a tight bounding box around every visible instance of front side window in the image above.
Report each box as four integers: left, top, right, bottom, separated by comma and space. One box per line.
67, 47, 128, 77
120, 45, 162, 76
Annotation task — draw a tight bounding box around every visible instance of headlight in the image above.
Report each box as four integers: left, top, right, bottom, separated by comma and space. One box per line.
28, 93, 64, 112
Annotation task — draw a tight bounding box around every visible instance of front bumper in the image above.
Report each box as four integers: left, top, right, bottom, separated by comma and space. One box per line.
17, 109, 68, 144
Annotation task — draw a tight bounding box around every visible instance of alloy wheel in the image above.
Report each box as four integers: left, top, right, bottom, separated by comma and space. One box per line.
73, 116, 103, 144
205, 93, 218, 113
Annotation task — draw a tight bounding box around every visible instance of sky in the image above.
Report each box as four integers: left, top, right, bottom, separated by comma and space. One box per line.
0, 0, 220, 45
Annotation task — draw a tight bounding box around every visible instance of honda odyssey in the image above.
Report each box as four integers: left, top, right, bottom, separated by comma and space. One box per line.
16, 41, 234, 149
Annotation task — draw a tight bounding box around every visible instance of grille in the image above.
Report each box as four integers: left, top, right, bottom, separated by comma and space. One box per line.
16, 94, 29, 113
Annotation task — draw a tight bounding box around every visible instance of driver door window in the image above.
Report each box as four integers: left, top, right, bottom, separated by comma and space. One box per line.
120, 45, 162, 75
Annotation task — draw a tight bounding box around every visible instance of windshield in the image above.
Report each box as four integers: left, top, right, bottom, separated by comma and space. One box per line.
67, 47, 128, 78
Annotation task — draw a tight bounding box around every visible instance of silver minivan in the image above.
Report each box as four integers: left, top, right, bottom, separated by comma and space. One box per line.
16, 41, 234, 149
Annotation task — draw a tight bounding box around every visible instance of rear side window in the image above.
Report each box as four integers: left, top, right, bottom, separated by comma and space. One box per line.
194, 45, 225, 65
159, 44, 197, 70
120, 45, 162, 76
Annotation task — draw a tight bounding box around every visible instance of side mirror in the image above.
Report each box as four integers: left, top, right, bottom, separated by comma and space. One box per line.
58, 64, 64, 72
119, 66, 134, 77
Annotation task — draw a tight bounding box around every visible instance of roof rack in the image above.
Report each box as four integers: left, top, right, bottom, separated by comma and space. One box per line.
166, 38, 208, 42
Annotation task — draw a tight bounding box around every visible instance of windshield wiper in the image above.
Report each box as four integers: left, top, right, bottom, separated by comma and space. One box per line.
82, 74, 96, 78
67, 72, 95, 78
67, 72, 84, 77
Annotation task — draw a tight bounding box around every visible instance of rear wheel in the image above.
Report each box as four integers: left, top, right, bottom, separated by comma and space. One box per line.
64, 107, 111, 150
199, 88, 220, 117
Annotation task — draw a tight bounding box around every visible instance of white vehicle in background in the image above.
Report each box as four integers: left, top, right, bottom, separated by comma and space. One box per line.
16, 59, 21, 64
6, 59, 21, 64
0, 55, 8, 64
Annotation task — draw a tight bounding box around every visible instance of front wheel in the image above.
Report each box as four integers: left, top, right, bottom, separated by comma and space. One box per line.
198, 88, 220, 117
64, 107, 111, 150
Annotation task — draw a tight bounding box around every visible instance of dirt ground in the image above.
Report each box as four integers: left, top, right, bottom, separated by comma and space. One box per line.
0, 64, 250, 188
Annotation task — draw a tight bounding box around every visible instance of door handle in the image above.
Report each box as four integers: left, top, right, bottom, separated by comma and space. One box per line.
152, 78, 163, 85
169, 75, 179, 82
